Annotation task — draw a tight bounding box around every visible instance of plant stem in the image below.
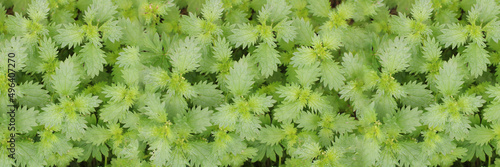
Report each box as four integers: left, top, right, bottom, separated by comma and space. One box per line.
489, 155, 491, 166
278, 156, 281, 166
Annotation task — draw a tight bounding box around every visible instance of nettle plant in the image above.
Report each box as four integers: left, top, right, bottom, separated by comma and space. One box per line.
1, 0, 500, 166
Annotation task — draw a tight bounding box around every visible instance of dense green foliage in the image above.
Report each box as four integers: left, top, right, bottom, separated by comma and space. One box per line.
1, 0, 500, 166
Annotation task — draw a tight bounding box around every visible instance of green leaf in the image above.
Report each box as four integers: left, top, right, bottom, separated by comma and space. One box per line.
38, 131, 64, 157
377, 37, 411, 74
2, 37, 28, 71
468, 125, 495, 146
116, 46, 140, 69
27, 0, 49, 22
148, 139, 171, 167
141, 94, 168, 123
83, 0, 117, 24
228, 23, 259, 48
294, 141, 321, 160
297, 112, 320, 131
377, 73, 406, 98
253, 142, 283, 162
307, 91, 332, 113
4, 13, 29, 37
438, 23, 468, 49
253, 43, 280, 78
457, 94, 485, 115
275, 19, 296, 43
201, 0, 224, 21
318, 126, 334, 146
38, 104, 64, 128
247, 93, 276, 115
169, 37, 202, 74
37, 37, 58, 62
295, 63, 321, 88
115, 139, 140, 159
192, 81, 224, 108
79, 43, 107, 77
222, 147, 258, 166
422, 104, 447, 128
421, 37, 442, 62
339, 81, 365, 104
237, 113, 262, 140
163, 93, 189, 118
462, 140, 493, 162
411, 0, 433, 22
463, 42, 490, 78
485, 20, 500, 43
435, 59, 463, 96
212, 37, 232, 61
140, 31, 163, 54
487, 84, 500, 102
320, 59, 345, 91
15, 81, 50, 108
186, 141, 219, 167
187, 106, 213, 133
15, 106, 39, 133
47, 146, 84, 166
102, 83, 128, 103
84, 125, 112, 146
290, 46, 317, 68
483, 102, 500, 122
276, 83, 302, 102
306, 0, 330, 17
213, 104, 238, 128
15, 141, 46, 167
225, 59, 254, 96
225, 9, 248, 24
395, 106, 422, 133
63, 114, 88, 140
118, 18, 143, 46
292, 18, 314, 46
84, 24, 101, 47
358, 138, 380, 166
0, 150, 15, 166
320, 30, 342, 50
121, 67, 139, 87
99, 101, 128, 123
54, 23, 85, 48
144, 67, 170, 91
396, 141, 426, 166
73, 93, 101, 115
284, 158, 311, 167
341, 52, 364, 79
211, 132, 227, 156
446, 116, 471, 140
258, 0, 292, 23
109, 158, 142, 167
168, 147, 188, 167
373, 93, 397, 118
179, 14, 203, 38
274, 101, 302, 123
331, 113, 358, 134
51, 59, 80, 96
99, 19, 122, 43
400, 81, 433, 108
467, 0, 500, 24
